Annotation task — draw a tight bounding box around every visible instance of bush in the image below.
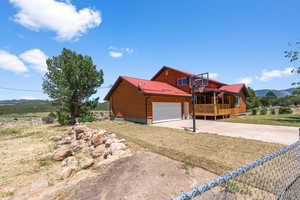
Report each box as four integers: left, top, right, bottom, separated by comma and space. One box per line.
270, 108, 276, 115
42, 116, 55, 124
251, 108, 258, 115
79, 112, 96, 123
57, 111, 70, 125
278, 107, 293, 115
48, 112, 56, 119
260, 108, 267, 115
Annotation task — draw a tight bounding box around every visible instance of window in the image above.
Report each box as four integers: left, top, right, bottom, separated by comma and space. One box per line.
176, 77, 189, 86
235, 96, 240, 107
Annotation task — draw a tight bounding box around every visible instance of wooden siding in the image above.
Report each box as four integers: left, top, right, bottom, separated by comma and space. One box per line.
146, 95, 191, 120
152, 67, 223, 94
109, 80, 146, 119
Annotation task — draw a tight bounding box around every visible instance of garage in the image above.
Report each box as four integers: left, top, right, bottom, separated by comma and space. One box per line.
152, 102, 181, 123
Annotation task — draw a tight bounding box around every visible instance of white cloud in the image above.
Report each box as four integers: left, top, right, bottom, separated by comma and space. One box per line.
239, 77, 253, 85
108, 46, 133, 58
0, 49, 47, 74
0, 50, 28, 73
109, 51, 123, 58
19, 49, 48, 72
209, 73, 219, 79
259, 68, 294, 81
10, 0, 102, 41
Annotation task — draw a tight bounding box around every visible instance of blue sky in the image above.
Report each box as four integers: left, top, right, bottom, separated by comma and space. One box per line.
0, 0, 300, 101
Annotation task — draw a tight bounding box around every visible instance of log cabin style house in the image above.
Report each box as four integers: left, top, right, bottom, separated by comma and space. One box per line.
104, 66, 249, 124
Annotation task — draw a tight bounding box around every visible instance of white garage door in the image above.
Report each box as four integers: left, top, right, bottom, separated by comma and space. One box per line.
152, 102, 181, 123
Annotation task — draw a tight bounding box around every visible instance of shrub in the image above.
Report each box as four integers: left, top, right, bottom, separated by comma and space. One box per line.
270, 108, 276, 115
251, 108, 258, 115
57, 111, 70, 125
260, 108, 267, 115
223, 181, 240, 193
42, 116, 55, 124
278, 107, 293, 115
79, 112, 96, 123
48, 112, 56, 119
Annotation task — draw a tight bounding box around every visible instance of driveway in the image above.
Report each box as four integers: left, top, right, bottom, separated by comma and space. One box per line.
153, 120, 299, 145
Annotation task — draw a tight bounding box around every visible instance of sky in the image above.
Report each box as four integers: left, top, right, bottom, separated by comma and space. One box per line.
0, 0, 300, 101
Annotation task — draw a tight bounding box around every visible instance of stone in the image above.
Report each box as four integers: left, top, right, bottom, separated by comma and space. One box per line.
71, 141, 82, 152
30, 179, 49, 192
57, 136, 72, 145
53, 146, 73, 161
60, 167, 74, 179
61, 156, 79, 170
81, 159, 94, 169
37, 152, 53, 161
103, 148, 113, 159
91, 145, 105, 158
91, 133, 105, 146
50, 135, 62, 141
74, 126, 85, 134
110, 143, 126, 153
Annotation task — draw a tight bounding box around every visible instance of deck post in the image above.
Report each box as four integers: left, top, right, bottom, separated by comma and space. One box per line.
213, 92, 217, 120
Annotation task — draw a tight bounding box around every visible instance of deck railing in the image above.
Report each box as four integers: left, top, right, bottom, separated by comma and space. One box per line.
195, 104, 235, 116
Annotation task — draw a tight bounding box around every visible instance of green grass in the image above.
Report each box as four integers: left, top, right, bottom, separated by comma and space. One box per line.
89, 120, 284, 175
222, 114, 300, 127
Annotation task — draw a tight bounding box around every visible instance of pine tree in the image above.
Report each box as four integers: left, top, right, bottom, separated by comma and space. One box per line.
42, 48, 104, 125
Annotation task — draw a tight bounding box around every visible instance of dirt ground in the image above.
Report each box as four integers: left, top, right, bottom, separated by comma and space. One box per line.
60, 152, 217, 200
0, 123, 217, 200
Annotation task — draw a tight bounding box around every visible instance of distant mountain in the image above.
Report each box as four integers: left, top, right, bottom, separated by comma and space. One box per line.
255, 88, 296, 98
0, 99, 47, 105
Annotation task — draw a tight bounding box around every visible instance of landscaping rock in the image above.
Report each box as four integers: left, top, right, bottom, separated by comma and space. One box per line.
53, 146, 73, 161
92, 145, 105, 158
37, 152, 53, 161
103, 148, 113, 159
60, 167, 74, 179
81, 159, 94, 169
110, 142, 126, 153
91, 133, 105, 146
50, 135, 62, 141
61, 156, 79, 170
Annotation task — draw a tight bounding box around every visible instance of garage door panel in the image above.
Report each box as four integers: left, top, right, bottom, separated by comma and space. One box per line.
152, 102, 181, 123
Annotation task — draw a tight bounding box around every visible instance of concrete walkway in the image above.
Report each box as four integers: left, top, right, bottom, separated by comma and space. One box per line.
153, 120, 299, 145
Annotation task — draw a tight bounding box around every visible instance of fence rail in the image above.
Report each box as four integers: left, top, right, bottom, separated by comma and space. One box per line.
169, 140, 300, 200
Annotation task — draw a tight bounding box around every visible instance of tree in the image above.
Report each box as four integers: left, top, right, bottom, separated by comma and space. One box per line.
246, 87, 260, 109
285, 42, 300, 85
265, 91, 277, 99
43, 48, 104, 125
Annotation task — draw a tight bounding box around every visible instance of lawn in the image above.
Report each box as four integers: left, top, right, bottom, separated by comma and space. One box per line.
89, 120, 284, 175
221, 114, 300, 127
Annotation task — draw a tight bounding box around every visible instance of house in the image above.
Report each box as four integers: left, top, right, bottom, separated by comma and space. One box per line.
104, 66, 249, 124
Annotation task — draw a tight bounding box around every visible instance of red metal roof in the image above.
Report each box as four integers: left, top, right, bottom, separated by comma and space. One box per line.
151, 66, 226, 86
121, 76, 191, 97
219, 84, 245, 94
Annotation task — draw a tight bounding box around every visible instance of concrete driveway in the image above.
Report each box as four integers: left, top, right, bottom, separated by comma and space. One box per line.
153, 120, 299, 145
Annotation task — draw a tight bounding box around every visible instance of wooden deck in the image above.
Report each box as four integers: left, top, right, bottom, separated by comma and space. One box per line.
195, 104, 237, 118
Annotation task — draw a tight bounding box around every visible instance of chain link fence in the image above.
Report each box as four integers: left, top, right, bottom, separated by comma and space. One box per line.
169, 140, 300, 200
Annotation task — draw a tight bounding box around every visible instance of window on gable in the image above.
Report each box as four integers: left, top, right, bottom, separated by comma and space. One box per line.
177, 77, 188, 86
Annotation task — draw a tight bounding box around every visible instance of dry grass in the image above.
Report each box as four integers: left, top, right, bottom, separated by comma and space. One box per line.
0, 124, 68, 198
222, 114, 300, 127
89, 120, 284, 175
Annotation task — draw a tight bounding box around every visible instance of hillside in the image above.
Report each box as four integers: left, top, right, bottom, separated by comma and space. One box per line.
0, 99, 47, 105
255, 88, 296, 97
0, 100, 108, 115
